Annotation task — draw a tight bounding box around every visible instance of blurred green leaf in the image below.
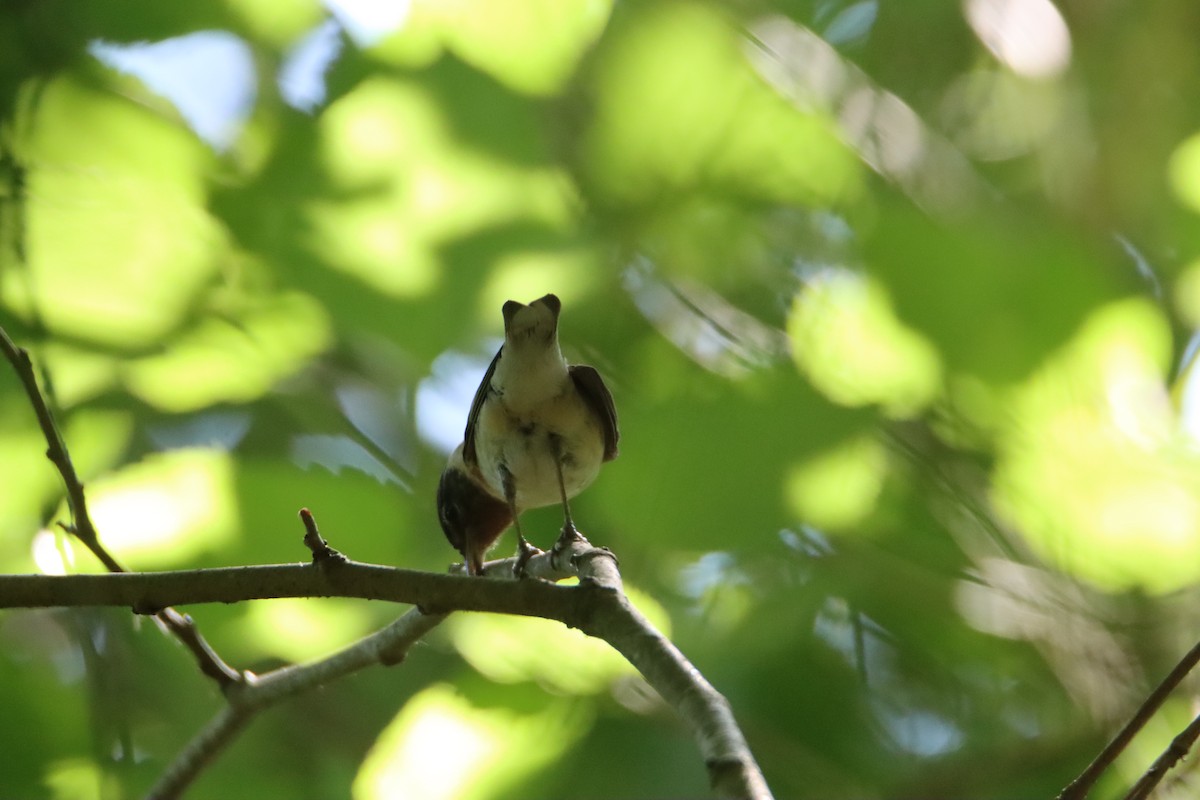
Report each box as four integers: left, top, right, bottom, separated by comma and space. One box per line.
4, 0, 1200, 797
865, 201, 1125, 384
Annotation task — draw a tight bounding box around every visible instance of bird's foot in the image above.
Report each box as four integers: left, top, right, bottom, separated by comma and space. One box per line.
512, 537, 544, 579
556, 520, 587, 546
551, 522, 590, 568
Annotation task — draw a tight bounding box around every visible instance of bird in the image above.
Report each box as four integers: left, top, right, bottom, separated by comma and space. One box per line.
437, 293, 619, 576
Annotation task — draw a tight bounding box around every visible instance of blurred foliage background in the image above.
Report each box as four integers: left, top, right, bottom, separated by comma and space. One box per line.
3, 0, 1200, 797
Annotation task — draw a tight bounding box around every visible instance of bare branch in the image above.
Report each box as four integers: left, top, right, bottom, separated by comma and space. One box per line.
145, 705, 251, 800
299, 507, 345, 564
148, 607, 447, 800
0, 326, 113, 568
0, 561, 578, 615
1058, 639, 1200, 800
1, 325, 241, 688
2, 535, 771, 799
1122, 710, 1200, 800
566, 552, 770, 799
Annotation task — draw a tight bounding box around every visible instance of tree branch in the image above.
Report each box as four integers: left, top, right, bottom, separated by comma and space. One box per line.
2, 536, 771, 799
1, 325, 242, 688
146, 606, 447, 799
1057, 638, 1200, 800
576, 581, 771, 798
0, 325, 113, 567
0, 560, 581, 616
1122, 709, 1200, 800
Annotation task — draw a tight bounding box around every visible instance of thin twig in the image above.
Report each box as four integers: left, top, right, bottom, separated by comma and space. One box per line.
0, 325, 115, 568
147, 603, 448, 799
299, 507, 345, 564
1058, 639, 1200, 800
1123, 710, 1200, 800
145, 704, 252, 800
0, 325, 242, 689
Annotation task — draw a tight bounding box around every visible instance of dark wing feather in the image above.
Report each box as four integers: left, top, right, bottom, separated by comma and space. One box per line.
463, 346, 503, 466
569, 365, 619, 461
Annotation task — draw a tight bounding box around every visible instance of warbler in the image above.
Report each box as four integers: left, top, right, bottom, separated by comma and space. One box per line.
437, 293, 619, 575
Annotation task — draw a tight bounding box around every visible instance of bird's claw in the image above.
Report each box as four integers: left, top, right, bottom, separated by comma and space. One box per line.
555, 521, 587, 549
549, 523, 590, 570
512, 538, 543, 578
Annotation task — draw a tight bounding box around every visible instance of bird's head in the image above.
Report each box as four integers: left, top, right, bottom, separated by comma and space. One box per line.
436, 447, 513, 575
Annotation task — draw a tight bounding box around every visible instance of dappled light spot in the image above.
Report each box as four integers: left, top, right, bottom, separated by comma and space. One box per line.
318, 78, 436, 186
1172, 260, 1200, 328
580, 3, 860, 209
992, 299, 1200, 593
353, 684, 585, 800
963, 0, 1072, 79
940, 69, 1071, 161
785, 435, 887, 531
225, 0, 326, 48
312, 76, 575, 297
449, 585, 670, 694
122, 292, 331, 412
374, 0, 613, 96
232, 598, 375, 663
788, 269, 942, 414
3, 408, 132, 570
84, 448, 238, 569
1168, 131, 1200, 215
31, 529, 73, 576
480, 249, 602, 324
43, 757, 110, 800
6, 74, 223, 349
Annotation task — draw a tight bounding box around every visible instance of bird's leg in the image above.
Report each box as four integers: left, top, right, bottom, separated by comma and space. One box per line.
549, 434, 586, 551
501, 464, 540, 577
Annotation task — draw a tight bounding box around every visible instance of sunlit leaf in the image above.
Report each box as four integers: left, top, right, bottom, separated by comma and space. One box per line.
784, 434, 888, 531
122, 291, 331, 412
576, 1, 860, 209
992, 299, 1200, 593
1168, 130, 1200, 215
7, 72, 224, 349
43, 757, 110, 800
82, 448, 238, 569
232, 597, 376, 663
449, 585, 669, 693
353, 684, 587, 800
377, 0, 612, 96
788, 269, 943, 414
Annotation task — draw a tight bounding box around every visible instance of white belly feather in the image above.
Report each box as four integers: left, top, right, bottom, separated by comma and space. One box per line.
475, 386, 605, 511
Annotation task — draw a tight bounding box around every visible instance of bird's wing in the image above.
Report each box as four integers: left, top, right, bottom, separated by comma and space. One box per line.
569, 364, 619, 462
463, 346, 503, 466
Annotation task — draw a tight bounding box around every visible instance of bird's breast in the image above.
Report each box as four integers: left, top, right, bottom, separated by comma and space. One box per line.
474, 388, 605, 510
